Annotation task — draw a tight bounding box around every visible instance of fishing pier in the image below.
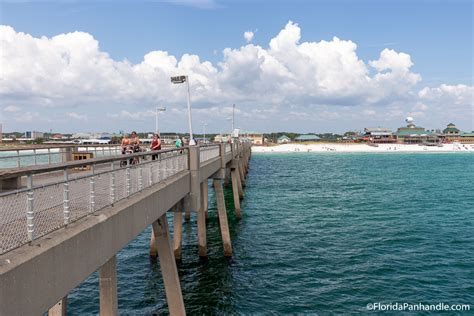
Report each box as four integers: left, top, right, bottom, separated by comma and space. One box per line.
0, 142, 251, 315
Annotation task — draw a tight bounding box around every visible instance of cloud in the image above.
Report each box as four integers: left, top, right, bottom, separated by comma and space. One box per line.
0, 22, 471, 132
66, 112, 88, 121
3, 105, 21, 113
244, 31, 254, 43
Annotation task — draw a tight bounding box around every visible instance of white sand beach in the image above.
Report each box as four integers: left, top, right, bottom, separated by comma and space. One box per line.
252, 143, 474, 153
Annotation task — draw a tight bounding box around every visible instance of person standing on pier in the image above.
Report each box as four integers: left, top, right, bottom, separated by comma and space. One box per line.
130, 131, 141, 153
121, 133, 130, 154
151, 134, 161, 160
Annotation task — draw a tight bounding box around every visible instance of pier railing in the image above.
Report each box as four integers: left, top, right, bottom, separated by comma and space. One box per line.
0, 145, 122, 169
200, 145, 221, 163
0, 147, 192, 254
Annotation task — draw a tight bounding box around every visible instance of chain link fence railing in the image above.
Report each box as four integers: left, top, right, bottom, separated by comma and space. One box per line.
0, 149, 188, 254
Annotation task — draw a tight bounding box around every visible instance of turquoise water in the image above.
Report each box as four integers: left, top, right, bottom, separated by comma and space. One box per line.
68, 153, 474, 314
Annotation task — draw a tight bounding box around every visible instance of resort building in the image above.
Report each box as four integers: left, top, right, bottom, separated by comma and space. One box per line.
363, 127, 396, 143
277, 135, 291, 144
395, 118, 439, 144
294, 134, 321, 142
438, 123, 474, 143
442, 123, 460, 136
459, 132, 474, 144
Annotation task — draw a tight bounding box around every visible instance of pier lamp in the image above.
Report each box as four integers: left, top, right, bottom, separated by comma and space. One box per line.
155, 107, 166, 136
171, 75, 195, 146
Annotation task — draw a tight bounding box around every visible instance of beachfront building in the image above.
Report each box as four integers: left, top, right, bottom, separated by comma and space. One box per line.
214, 134, 231, 143
442, 123, 460, 136
277, 135, 291, 144
459, 132, 474, 143
295, 134, 321, 142
395, 118, 439, 144
363, 127, 396, 143
242, 132, 264, 145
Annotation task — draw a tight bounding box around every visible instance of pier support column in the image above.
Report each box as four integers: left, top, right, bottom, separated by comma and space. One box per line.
173, 201, 183, 261
99, 255, 118, 316
239, 159, 246, 186
48, 297, 67, 316
197, 181, 207, 257
152, 215, 186, 316
149, 229, 157, 258
213, 179, 232, 257
231, 169, 242, 220
236, 164, 244, 199
184, 194, 191, 222
202, 179, 209, 220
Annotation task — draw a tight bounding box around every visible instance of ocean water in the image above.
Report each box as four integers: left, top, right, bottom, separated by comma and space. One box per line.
68, 153, 474, 314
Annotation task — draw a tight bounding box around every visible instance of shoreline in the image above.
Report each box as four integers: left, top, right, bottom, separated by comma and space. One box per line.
252, 143, 474, 153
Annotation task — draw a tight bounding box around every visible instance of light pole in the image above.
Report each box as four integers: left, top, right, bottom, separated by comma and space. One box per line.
226, 118, 232, 140
232, 103, 235, 132
203, 123, 208, 144
171, 75, 195, 145
155, 107, 166, 136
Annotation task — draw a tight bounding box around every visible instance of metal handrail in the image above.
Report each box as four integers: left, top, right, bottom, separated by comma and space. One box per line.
0, 147, 189, 179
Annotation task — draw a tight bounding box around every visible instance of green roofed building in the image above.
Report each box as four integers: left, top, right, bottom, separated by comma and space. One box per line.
395, 118, 439, 144
277, 135, 291, 143
295, 134, 321, 142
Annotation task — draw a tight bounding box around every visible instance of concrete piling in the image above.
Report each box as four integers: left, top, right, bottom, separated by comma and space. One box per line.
184, 194, 191, 222
99, 255, 118, 316
152, 215, 186, 316
198, 181, 208, 257
202, 179, 209, 220
236, 164, 244, 199
173, 201, 183, 261
213, 179, 232, 257
48, 297, 67, 316
231, 168, 242, 220
149, 229, 157, 258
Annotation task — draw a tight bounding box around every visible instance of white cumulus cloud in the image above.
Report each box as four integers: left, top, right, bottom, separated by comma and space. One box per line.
0, 21, 471, 132
244, 31, 254, 43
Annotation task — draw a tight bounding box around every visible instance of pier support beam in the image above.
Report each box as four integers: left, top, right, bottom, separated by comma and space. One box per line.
99, 255, 118, 316
231, 168, 242, 220
173, 201, 183, 261
152, 215, 186, 316
48, 297, 67, 316
197, 181, 207, 257
213, 179, 232, 257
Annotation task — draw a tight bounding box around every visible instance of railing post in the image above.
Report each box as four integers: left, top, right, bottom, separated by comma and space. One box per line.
126, 166, 131, 196
33, 149, 37, 166
149, 163, 154, 186
138, 165, 143, 191
16, 150, 20, 168
26, 174, 34, 241
110, 162, 116, 203
63, 169, 70, 225
89, 164, 95, 213
48, 148, 51, 164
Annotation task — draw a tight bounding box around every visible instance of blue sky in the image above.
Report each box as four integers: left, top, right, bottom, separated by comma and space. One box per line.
0, 0, 472, 133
